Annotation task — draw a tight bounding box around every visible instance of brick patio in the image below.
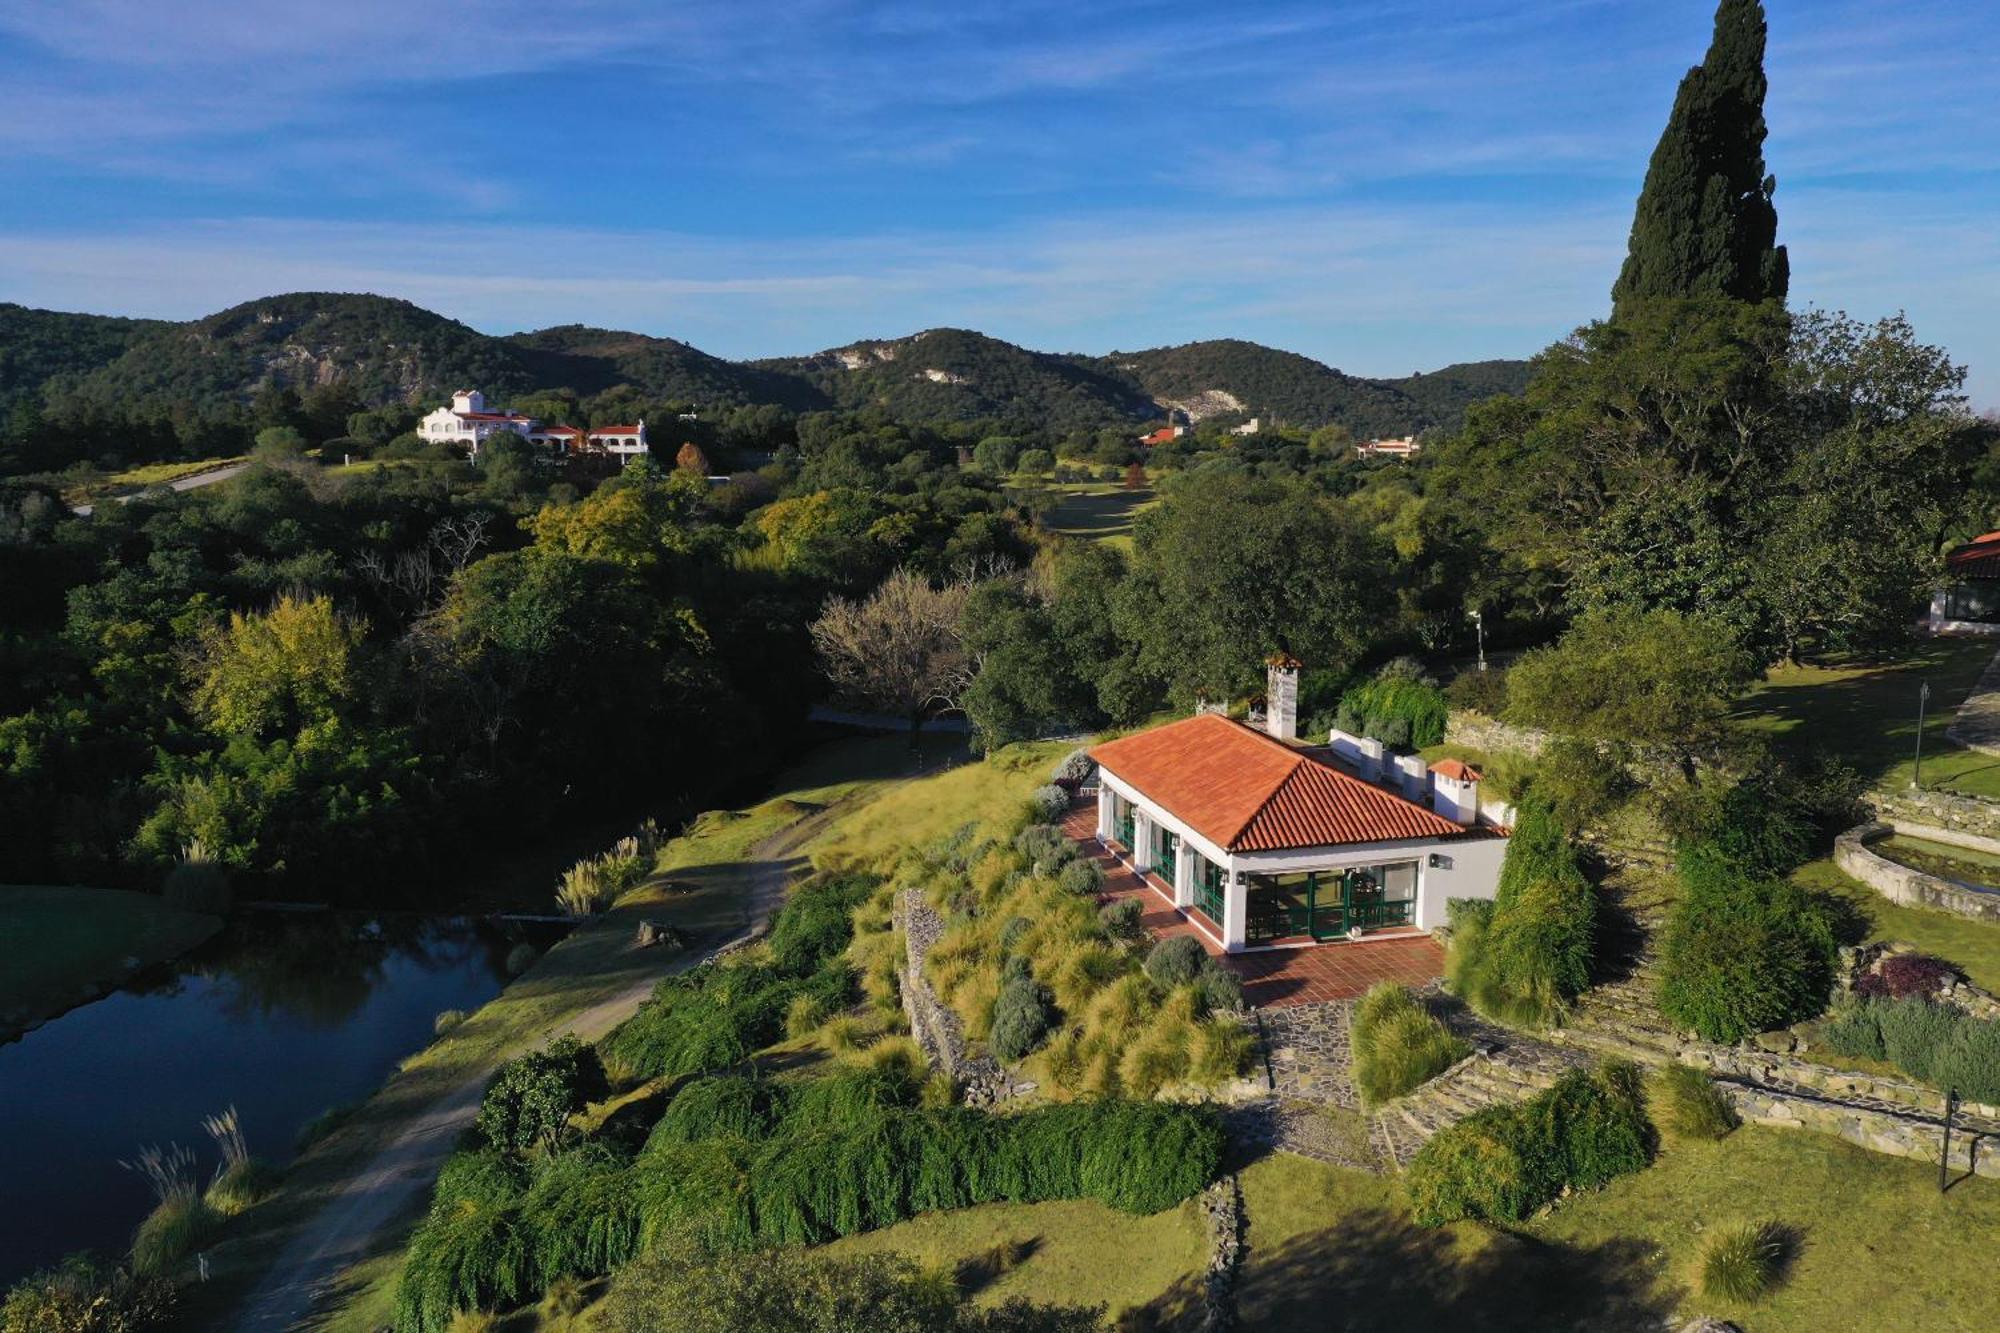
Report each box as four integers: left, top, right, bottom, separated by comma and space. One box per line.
1062, 800, 1446, 1009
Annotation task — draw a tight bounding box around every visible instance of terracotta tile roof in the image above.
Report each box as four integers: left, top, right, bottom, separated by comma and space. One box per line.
1947, 531, 2000, 580
1090, 713, 1487, 853
590, 424, 644, 434
1430, 759, 1482, 783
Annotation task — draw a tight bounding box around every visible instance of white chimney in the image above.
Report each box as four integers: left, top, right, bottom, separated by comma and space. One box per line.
1430, 760, 1482, 826
1266, 655, 1300, 741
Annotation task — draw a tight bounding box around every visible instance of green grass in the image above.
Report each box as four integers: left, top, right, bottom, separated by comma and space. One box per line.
0, 886, 222, 1040
817, 1194, 1208, 1324
1735, 640, 2000, 798
1794, 858, 2000, 994
1029, 481, 1158, 549
1236, 1125, 2000, 1331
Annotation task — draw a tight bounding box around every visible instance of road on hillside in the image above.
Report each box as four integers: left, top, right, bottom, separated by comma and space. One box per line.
70, 461, 250, 516
227, 799, 853, 1332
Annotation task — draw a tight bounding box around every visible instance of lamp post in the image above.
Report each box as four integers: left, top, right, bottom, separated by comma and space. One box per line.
1913, 681, 1932, 790
1472, 609, 1487, 673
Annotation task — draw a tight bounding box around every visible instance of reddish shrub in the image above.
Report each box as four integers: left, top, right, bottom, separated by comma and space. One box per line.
1852, 972, 1891, 999
1874, 953, 1957, 999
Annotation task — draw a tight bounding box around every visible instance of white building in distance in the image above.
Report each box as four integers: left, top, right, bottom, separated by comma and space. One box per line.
418, 390, 649, 461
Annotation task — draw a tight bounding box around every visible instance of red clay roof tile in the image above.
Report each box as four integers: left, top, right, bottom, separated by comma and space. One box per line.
1090, 713, 1488, 852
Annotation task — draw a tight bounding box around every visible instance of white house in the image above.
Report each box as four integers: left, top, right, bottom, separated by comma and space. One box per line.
1355, 435, 1421, 459
1087, 662, 1508, 953
416, 389, 650, 462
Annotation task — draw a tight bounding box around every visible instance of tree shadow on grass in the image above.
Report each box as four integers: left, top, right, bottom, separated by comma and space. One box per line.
1218, 1207, 1678, 1333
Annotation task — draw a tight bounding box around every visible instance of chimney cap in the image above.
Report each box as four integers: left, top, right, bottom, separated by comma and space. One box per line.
1430, 758, 1483, 783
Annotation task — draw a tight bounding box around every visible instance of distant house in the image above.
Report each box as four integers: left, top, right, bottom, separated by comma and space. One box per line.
417, 390, 649, 462
1139, 425, 1186, 446
1229, 417, 1262, 436
1930, 531, 2000, 634
1355, 435, 1421, 459
1086, 660, 1508, 953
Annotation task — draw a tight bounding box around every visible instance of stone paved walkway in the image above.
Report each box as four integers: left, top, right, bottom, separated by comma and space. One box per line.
1946, 644, 2000, 755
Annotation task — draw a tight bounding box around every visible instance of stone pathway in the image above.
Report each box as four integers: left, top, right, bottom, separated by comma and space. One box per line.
1945, 643, 2000, 756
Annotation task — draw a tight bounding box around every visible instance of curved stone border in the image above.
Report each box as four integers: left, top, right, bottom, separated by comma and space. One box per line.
1834, 821, 2000, 923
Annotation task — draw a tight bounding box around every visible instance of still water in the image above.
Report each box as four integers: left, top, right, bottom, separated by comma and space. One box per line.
0, 912, 554, 1283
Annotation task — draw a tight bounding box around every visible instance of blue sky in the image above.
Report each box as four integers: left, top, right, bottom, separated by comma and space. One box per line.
0, 1, 1994, 401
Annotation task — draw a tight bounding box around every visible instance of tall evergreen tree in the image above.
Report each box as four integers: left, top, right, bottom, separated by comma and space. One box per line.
1611, 0, 1788, 316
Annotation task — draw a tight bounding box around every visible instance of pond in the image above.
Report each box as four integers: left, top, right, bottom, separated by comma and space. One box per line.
1876, 833, 2000, 892
0, 911, 559, 1285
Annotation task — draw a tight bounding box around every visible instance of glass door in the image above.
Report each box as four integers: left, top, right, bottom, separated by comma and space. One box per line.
1155, 828, 1179, 889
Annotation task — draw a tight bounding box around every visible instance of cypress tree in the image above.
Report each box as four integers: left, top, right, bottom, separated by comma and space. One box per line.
1611, 0, 1788, 316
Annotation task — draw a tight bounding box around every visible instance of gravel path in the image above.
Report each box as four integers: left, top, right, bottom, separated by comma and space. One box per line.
228, 805, 837, 1332
71, 461, 250, 517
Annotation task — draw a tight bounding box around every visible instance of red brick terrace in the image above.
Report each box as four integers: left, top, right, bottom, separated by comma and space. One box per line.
1061, 801, 1445, 1009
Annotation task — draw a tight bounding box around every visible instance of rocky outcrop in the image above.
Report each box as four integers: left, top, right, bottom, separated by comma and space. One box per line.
895, 890, 1018, 1106
1834, 822, 2000, 923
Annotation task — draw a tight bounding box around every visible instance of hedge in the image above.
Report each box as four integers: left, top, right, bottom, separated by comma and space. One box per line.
1446, 794, 1594, 1027
397, 1073, 1224, 1331
1406, 1062, 1651, 1226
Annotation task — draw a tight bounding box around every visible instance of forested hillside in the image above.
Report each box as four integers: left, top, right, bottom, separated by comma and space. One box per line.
0, 293, 1529, 475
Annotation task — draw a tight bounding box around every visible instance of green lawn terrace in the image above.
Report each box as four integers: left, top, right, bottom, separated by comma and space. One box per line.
1736, 637, 2000, 799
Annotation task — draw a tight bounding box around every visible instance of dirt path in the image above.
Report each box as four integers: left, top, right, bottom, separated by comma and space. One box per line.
229, 806, 838, 1333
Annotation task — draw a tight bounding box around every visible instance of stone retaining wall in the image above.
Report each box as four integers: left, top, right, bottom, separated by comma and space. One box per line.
1717, 1077, 1998, 1180
1443, 711, 1547, 759
1834, 821, 2000, 924
895, 889, 1017, 1105
1870, 786, 2000, 841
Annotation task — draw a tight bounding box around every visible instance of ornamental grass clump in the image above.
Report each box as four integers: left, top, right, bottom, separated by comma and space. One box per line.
1698, 1220, 1787, 1303
201, 1106, 278, 1216
123, 1143, 218, 1277
1654, 1063, 1737, 1140
1349, 983, 1468, 1108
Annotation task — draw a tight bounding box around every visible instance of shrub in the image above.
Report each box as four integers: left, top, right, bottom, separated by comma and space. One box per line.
1143, 935, 1208, 990
1051, 749, 1095, 784
1878, 996, 1961, 1078
1098, 897, 1143, 937
1444, 665, 1509, 717
1448, 794, 1595, 1027
1934, 1013, 2000, 1104
504, 943, 539, 976
435, 1008, 468, 1035
1533, 736, 1629, 832
1342, 671, 1449, 750
1013, 824, 1070, 867
1819, 998, 1886, 1062
1445, 897, 1494, 932
1874, 952, 1958, 999
1056, 859, 1101, 896
998, 915, 1033, 953
1027, 784, 1072, 821
1349, 983, 1467, 1107
161, 839, 231, 914
476, 1036, 609, 1154
520, 1145, 643, 1288
1699, 1220, 1786, 1303
1655, 856, 1837, 1043
1, 1255, 176, 1333
1654, 1064, 1737, 1140
1194, 963, 1244, 1015
1406, 1062, 1650, 1226
767, 874, 874, 976
990, 975, 1055, 1062
130, 1197, 218, 1278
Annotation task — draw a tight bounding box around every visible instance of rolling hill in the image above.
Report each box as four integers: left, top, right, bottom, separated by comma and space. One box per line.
2, 292, 1529, 447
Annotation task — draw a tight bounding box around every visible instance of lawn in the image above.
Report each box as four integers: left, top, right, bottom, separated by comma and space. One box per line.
63, 455, 247, 503
819, 1195, 1210, 1327
0, 886, 221, 1041
1027, 479, 1158, 549
1235, 1127, 2000, 1332
1794, 858, 2000, 994
1735, 640, 2000, 798
811, 736, 1072, 869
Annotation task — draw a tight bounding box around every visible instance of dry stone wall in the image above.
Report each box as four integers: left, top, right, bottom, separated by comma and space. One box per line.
1443, 711, 1548, 759
895, 889, 1017, 1105
1870, 786, 2000, 841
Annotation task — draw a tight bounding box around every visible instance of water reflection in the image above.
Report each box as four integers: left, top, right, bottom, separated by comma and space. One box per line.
0, 911, 562, 1284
